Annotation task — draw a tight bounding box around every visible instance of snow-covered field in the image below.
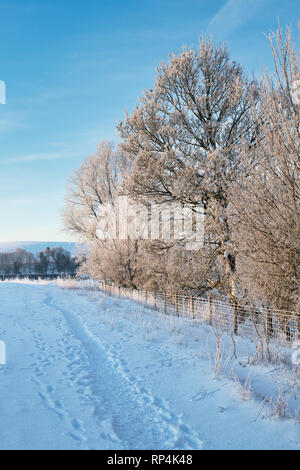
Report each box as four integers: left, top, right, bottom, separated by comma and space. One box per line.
0, 281, 299, 450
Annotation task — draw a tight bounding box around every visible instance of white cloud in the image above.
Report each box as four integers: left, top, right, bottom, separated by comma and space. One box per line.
5, 152, 72, 164
10, 153, 65, 163
207, 0, 269, 39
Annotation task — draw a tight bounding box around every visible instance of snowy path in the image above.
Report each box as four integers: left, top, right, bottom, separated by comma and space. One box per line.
0, 282, 299, 450
0, 283, 203, 450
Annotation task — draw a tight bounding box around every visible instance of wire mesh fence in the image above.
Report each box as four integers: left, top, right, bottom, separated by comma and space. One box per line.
99, 281, 300, 349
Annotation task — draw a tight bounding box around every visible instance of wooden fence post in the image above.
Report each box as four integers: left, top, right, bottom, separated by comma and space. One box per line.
232, 299, 238, 335
208, 296, 213, 325
174, 293, 179, 316
190, 296, 195, 319
264, 307, 272, 360
164, 293, 167, 314
265, 307, 273, 340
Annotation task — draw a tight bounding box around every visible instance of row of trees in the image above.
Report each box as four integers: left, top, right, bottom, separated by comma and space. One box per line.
0, 247, 78, 275
64, 25, 299, 312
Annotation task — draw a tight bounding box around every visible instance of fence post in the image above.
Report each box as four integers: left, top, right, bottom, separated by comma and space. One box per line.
264, 307, 272, 360
190, 296, 195, 319
265, 307, 273, 340
174, 293, 179, 316
208, 296, 213, 325
232, 299, 238, 335
164, 293, 167, 314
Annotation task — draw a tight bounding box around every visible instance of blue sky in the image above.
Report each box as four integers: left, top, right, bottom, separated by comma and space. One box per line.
0, 0, 299, 242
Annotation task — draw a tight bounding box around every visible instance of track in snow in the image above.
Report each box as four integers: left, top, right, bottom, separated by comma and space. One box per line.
0, 283, 203, 450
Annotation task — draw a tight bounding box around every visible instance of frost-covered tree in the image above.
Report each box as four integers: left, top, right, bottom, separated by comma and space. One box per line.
231, 25, 300, 311
63, 141, 123, 242
118, 36, 259, 297
63, 141, 144, 287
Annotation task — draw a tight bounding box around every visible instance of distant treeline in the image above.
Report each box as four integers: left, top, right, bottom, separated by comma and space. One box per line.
0, 246, 78, 275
